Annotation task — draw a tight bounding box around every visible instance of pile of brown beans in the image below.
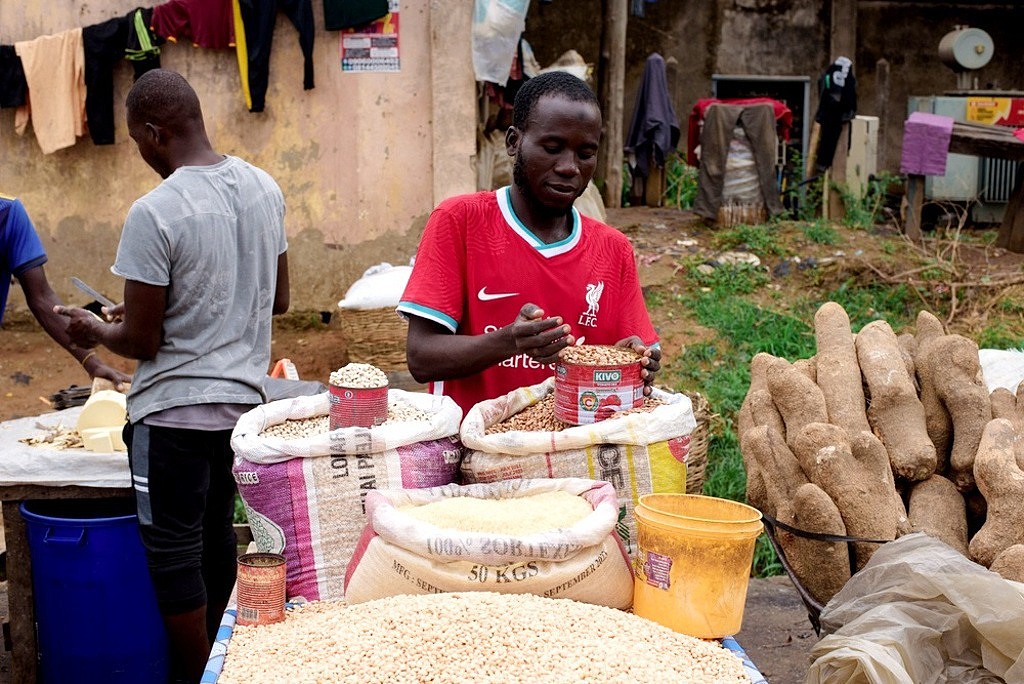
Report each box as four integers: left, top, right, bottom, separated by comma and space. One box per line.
259, 401, 431, 439
558, 345, 642, 366
485, 396, 664, 434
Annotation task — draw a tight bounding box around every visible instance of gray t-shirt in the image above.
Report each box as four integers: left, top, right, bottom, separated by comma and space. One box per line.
112, 155, 287, 423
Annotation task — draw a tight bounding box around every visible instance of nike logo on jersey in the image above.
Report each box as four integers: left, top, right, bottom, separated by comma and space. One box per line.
478, 287, 520, 301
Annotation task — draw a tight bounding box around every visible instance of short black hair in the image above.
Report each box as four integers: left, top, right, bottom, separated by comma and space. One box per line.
125, 68, 203, 130
511, 71, 599, 131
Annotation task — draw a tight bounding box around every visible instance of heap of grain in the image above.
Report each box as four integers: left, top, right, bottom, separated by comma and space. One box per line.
460, 352, 697, 557
231, 363, 463, 601
739, 302, 1024, 605
343, 479, 634, 608
219, 592, 751, 684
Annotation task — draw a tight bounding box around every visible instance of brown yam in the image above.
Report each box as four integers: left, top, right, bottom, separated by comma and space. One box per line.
766, 361, 829, 450
813, 302, 871, 437
793, 357, 817, 382
913, 312, 953, 469
740, 425, 809, 518
850, 431, 912, 536
908, 475, 968, 556
926, 335, 992, 491
737, 353, 788, 440
989, 545, 1024, 583
990, 388, 1017, 423
969, 419, 1024, 567
786, 483, 852, 606
791, 422, 897, 570
855, 320, 936, 482
897, 333, 918, 392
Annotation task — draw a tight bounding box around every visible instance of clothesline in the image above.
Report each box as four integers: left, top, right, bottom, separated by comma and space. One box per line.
2, 0, 387, 154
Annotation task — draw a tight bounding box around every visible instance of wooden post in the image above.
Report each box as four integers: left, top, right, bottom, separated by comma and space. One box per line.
874, 58, 890, 171
996, 171, 1024, 253
830, 0, 857, 62
905, 174, 925, 242
828, 122, 850, 222
599, 0, 627, 209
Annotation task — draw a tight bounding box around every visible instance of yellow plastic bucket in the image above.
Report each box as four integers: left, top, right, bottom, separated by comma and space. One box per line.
632, 493, 763, 639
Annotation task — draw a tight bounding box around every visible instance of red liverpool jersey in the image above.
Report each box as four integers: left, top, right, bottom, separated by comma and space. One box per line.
398, 188, 658, 415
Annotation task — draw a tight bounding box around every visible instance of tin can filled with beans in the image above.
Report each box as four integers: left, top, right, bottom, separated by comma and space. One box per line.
236, 553, 287, 627
554, 345, 644, 425
328, 363, 389, 429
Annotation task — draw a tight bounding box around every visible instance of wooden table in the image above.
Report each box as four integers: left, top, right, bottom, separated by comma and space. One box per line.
905, 121, 1024, 244
0, 408, 132, 683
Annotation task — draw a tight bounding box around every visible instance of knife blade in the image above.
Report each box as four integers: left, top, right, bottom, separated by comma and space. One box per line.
71, 277, 117, 310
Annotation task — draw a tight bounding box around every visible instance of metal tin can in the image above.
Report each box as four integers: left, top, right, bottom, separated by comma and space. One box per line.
236, 552, 286, 627
328, 384, 388, 429
554, 358, 644, 425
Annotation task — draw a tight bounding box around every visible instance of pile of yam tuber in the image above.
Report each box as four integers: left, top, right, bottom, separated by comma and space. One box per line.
739, 302, 1024, 605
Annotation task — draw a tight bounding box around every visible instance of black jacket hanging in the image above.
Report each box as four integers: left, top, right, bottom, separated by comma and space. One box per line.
83, 15, 129, 144
813, 56, 857, 172
0, 45, 27, 109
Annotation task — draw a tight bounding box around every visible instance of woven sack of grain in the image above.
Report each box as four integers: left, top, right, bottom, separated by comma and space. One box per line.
460, 377, 696, 557
230, 390, 463, 601
344, 478, 633, 608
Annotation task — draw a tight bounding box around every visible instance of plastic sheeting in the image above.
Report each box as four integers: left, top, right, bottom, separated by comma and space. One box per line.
0, 407, 130, 488
808, 533, 1024, 684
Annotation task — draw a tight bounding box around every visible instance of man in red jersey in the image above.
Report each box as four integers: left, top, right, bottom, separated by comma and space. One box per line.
399, 71, 660, 415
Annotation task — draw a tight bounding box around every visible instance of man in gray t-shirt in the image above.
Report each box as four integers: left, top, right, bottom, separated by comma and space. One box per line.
59, 69, 288, 683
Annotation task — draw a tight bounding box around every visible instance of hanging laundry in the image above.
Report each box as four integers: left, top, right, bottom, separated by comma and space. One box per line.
625, 53, 679, 180
323, 0, 389, 31
125, 7, 164, 80
237, 0, 315, 113
813, 56, 857, 173
83, 15, 129, 145
14, 28, 86, 154
151, 0, 235, 49
0, 46, 27, 109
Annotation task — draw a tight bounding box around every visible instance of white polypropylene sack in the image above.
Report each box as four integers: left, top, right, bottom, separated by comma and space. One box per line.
337, 262, 412, 310
344, 478, 634, 609
230, 391, 463, 601
722, 127, 763, 205
460, 378, 697, 556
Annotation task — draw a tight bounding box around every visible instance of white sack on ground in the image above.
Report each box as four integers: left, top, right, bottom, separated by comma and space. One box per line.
807, 533, 1024, 684
461, 378, 696, 556
344, 478, 634, 608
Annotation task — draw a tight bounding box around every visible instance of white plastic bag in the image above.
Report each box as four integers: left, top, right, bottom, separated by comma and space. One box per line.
807, 533, 1024, 684
472, 0, 529, 86
337, 262, 412, 310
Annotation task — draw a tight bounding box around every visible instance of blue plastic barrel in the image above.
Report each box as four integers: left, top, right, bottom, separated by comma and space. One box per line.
20, 499, 169, 684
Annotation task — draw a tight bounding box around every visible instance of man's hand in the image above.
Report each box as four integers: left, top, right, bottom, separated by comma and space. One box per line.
101, 302, 125, 323
616, 336, 662, 395
53, 305, 105, 349
509, 303, 573, 364
82, 356, 132, 391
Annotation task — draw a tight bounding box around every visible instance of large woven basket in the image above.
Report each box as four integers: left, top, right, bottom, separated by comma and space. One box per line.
337, 307, 408, 371
685, 392, 711, 495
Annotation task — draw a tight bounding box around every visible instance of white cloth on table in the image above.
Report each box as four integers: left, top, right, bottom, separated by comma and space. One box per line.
0, 407, 130, 488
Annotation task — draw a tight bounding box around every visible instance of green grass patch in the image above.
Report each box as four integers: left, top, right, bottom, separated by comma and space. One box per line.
800, 220, 839, 245
713, 224, 786, 256
976, 323, 1024, 350
690, 263, 770, 295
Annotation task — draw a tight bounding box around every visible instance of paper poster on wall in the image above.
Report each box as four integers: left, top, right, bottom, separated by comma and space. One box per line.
966, 97, 1024, 126
341, 0, 400, 73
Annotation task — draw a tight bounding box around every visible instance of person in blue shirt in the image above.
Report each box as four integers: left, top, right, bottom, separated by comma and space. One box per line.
1, 194, 128, 387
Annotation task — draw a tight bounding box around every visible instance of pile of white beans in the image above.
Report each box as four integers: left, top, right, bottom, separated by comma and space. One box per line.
218, 592, 750, 683
329, 363, 389, 388
260, 401, 430, 439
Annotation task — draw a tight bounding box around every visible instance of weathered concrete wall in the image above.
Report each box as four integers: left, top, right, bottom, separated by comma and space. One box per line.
0, 0, 475, 316
523, 1, 1021, 178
